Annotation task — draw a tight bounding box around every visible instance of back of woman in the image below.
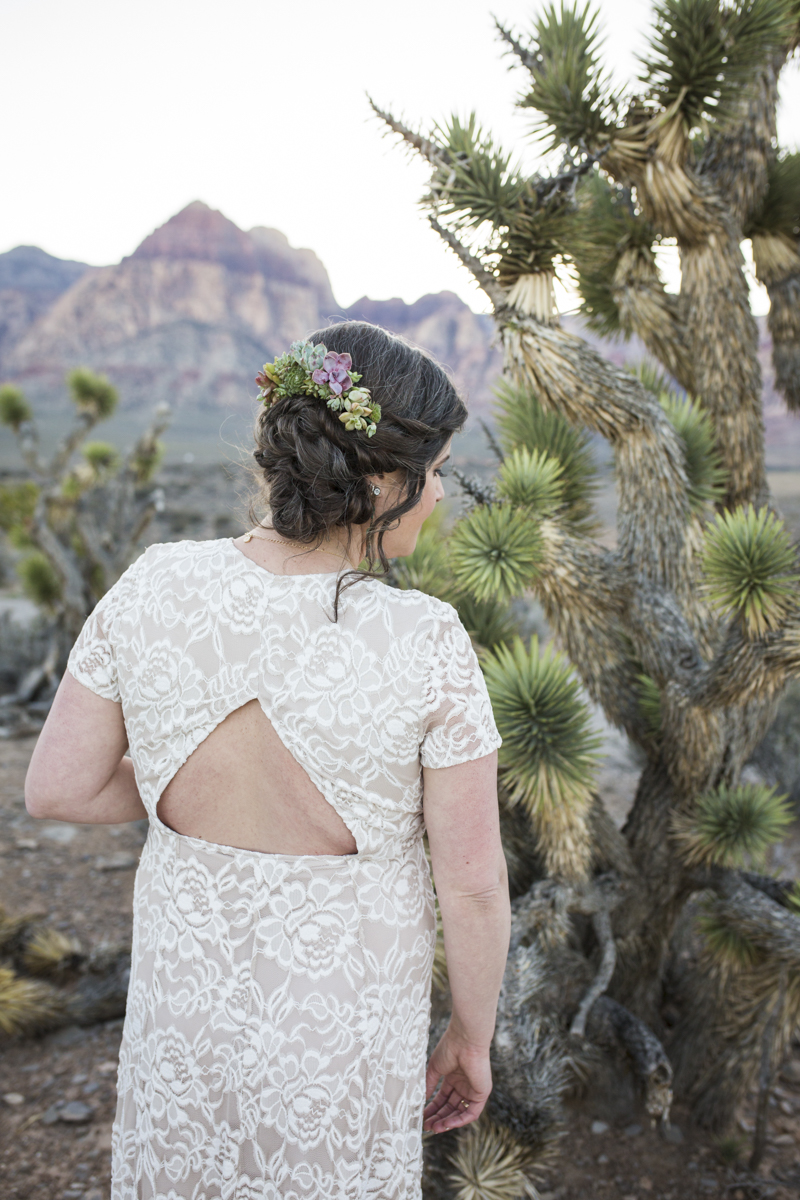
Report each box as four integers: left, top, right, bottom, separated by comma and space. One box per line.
26, 322, 510, 1200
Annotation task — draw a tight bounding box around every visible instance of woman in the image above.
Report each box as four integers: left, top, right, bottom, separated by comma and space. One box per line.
25, 322, 511, 1200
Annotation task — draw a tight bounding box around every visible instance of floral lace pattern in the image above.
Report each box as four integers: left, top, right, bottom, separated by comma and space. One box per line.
68, 539, 501, 1200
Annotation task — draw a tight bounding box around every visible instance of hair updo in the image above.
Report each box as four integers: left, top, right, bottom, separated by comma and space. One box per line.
252, 321, 467, 577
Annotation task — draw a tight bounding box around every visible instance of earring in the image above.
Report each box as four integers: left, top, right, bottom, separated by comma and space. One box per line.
372, 485, 381, 496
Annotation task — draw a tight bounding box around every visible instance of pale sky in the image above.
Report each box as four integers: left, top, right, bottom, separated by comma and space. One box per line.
2, 0, 798, 315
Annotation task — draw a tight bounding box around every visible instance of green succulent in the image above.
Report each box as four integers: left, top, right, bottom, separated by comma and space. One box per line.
67, 368, 118, 419
482, 635, 602, 813
637, 673, 663, 737
493, 379, 599, 534
453, 592, 519, 650
0, 385, 33, 431
672, 782, 793, 869
83, 441, 121, 475
450, 504, 542, 604
702, 505, 799, 637
496, 446, 565, 515
697, 901, 759, 969
17, 552, 62, 609
661, 393, 727, 509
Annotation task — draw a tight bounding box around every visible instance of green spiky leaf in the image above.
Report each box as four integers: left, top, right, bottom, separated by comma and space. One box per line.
454, 592, 520, 649
660, 393, 727, 509
0, 384, 33, 431
429, 114, 526, 231
496, 446, 565, 514
450, 505, 542, 604
746, 151, 800, 241
17, 552, 62, 609
637, 673, 663, 736
514, 2, 620, 151
493, 378, 599, 534
672, 782, 793, 868
482, 635, 602, 813
67, 368, 118, 418
574, 173, 659, 338
702, 504, 799, 636
697, 901, 760, 968
641, 0, 790, 131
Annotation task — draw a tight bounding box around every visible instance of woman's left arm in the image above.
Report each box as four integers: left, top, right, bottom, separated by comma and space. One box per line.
25, 671, 146, 824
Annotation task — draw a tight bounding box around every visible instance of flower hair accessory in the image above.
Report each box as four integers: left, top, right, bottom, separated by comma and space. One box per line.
255, 340, 382, 437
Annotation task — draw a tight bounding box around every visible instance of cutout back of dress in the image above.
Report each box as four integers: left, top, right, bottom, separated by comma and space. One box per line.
157, 699, 358, 855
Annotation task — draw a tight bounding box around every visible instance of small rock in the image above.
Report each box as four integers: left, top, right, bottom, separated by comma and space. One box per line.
96, 1060, 117, 1076
59, 1100, 94, 1124
83, 1080, 101, 1095
84, 1191, 104, 1200
662, 1122, 684, 1144
71, 1073, 88, 1085
770, 1132, 795, 1145
15, 838, 37, 851
591, 1120, 609, 1134
639, 1178, 653, 1191
41, 1104, 62, 1125
597, 1153, 609, 1164
779, 1099, 794, 1115
624, 1123, 643, 1137
47, 1024, 88, 1048
95, 852, 137, 872
40, 823, 79, 844
3, 1092, 25, 1106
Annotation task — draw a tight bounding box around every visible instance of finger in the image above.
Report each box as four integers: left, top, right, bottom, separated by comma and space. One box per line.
426, 1098, 486, 1133
424, 1063, 441, 1102
423, 1081, 459, 1118
423, 1092, 471, 1129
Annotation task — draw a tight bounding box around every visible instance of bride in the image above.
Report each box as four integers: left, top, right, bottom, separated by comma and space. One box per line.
25, 321, 511, 1200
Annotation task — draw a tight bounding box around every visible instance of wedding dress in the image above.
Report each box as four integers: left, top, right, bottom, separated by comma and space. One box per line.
68, 538, 501, 1200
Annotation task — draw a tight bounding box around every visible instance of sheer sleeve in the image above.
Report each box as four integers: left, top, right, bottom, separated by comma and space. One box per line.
67, 555, 144, 702
420, 604, 502, 769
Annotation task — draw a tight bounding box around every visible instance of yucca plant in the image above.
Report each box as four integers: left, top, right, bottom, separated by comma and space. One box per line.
377, 0, 800, 1185
0, 368, 170, 656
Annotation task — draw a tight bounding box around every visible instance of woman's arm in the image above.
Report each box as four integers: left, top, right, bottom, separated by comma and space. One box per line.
25, 671, 146, 824
422, 750, 510, 1133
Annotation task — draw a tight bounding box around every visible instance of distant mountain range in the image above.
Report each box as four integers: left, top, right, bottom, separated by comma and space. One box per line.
0, 201, 796, 464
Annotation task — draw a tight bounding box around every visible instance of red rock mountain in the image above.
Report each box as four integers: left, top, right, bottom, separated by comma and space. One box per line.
1, 202, 501, 417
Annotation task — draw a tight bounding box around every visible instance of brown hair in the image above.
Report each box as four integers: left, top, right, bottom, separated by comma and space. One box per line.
252, 321, 467, 608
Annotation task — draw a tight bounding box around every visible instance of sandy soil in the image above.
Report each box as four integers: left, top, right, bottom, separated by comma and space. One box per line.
1, 735, 799, 1200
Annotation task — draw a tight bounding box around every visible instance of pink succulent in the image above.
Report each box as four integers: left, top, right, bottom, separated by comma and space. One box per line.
312, 351, 353, 396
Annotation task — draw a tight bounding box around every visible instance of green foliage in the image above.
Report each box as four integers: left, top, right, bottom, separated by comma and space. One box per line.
0, 482, 38, 534
482, 635, 601, 812
0, 384, 33, 431
430, 114, 526, 231
82, 441, 120, 474
702, 504, 799, 636
17, 552, 62, 609
697, 901, 759, 968
641, 0, 790, 130
514, 2, 619, 151
746, 150, 800, 240
67, 368, 118, 418
454, 592, 520, 649
493, 379, 599, 533
661, 394, 727, 509
450, 504, 542, 603
637, 673, 663, 736
496, 446, 565, 514
673, 782, 793, 868
392, 508, 455, 600
573, 174, 658, 338
713, 1135, 744, 1165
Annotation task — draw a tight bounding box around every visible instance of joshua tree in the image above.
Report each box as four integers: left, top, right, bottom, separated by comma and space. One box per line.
375, 0, 800, 1188
0, 369, 169, 692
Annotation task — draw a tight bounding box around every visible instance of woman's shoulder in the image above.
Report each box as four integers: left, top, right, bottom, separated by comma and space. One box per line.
369, 581, 461, 632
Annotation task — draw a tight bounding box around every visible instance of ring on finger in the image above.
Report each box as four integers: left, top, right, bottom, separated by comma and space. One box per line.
459, 1099, 470, 1110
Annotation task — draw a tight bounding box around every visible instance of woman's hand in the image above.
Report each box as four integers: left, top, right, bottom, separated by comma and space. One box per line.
423, 1025, 492, 1133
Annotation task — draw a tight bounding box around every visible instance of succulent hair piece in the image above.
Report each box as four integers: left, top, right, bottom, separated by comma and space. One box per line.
255, 339, 382, 436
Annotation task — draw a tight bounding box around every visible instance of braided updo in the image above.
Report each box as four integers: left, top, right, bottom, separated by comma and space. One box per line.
252, 321, 467, 577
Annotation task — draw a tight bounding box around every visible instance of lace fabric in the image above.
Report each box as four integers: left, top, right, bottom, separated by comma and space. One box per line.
68, 539, 501, 1200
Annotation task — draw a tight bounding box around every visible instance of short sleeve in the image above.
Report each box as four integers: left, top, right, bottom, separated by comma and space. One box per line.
67, 555, 143, 702
420, 604, 502, 769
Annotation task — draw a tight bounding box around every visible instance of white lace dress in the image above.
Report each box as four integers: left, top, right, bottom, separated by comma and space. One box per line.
68, 539, 501, 1200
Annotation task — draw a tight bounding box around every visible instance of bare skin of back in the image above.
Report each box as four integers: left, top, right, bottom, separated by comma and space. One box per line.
157, 699, 357, 856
